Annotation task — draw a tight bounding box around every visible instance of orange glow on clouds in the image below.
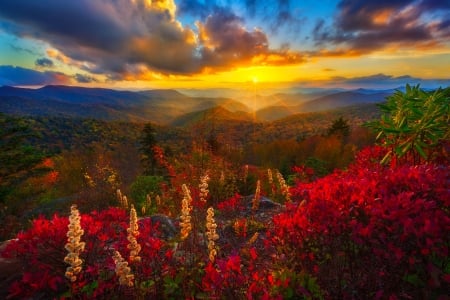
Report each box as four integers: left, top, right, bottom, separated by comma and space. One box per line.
372, 9, 393, 26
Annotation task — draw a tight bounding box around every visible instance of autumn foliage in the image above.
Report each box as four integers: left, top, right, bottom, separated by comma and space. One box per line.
275, 146, 450, 298
1, 143, 448, 299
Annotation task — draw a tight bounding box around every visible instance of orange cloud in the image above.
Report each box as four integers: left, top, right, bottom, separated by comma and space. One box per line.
0, 0, 306, 81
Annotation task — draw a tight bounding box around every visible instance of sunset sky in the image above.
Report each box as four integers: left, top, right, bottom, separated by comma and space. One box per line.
0, 0, 449, 90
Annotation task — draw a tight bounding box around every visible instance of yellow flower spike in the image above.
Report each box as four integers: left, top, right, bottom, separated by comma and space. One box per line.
180, 184, 193, 240
199, 174, 210, 202
127, 205, 141, 263
112, 251, 134, 287
64, 205, 85, 282
206, 207, 219, 262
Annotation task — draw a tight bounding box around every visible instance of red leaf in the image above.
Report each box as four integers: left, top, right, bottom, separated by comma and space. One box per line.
249, 247, 258, 260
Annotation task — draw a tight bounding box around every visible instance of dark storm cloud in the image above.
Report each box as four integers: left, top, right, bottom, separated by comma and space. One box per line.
336, 0, 412, 31
0, 65, 71, 86
198, 9, 268, 65
313, 0, 450, 53
0, 0, 199, 77
0, 0, 304, 80
35, 58, 54, 68
198, 9, 304, 68
0, 1, 126, 50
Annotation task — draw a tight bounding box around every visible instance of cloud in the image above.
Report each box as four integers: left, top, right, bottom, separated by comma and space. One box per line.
0, 0, 304, 81
35, 58, 54, 68
0, 65, 71, 86
313, 0, 450, 53
325, 73, 450, 88
197, 9, 304, 70
227, 0, 307, 37
74, 73, 98, 83
0, 0, 198, 78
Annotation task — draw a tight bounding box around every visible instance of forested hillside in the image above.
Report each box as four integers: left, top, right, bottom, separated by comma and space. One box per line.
0, 85, 448, 299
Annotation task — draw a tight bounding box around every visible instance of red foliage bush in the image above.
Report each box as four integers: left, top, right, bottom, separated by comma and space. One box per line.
275, 147, 450, 298
1, 207, 171, 299
217, 193, 245, 215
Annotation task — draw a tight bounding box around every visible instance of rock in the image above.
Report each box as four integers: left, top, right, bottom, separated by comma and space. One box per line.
140, 214, 177, 239
244, 195, 283, 210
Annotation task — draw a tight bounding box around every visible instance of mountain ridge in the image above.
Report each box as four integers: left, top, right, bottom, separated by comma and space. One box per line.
0, 85, 391, 124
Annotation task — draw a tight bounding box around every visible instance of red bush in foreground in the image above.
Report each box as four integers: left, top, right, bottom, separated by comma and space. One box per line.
1, 208, 172, 299
275, 148, 450, 299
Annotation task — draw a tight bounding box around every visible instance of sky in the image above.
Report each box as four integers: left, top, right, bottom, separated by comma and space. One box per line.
0, 0, 449, 90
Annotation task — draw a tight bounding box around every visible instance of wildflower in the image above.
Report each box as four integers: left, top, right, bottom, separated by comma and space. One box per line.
180, 184, 192, 240
182, 184, 193, 205
206, 207, 219, 262
276, 170, 291, 203
117, 189, 128, 208
268, 168, 276, 196
107, 173, 117, 185
127, 205, 141, 263
199, 174, 210, 202
64, 205, 85, 282
84, 172, 95, 187
233, 219, 247, 237
267, 169, 273, 185
113, 251, 134, 287
252, 180, 261, 211
247, 232, 259, 245
146, 194, 151, 208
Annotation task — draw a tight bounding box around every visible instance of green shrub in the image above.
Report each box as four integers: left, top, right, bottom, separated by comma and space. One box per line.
367, 84, 449, 164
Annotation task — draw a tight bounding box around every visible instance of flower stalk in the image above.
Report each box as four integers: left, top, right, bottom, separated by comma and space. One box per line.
252, 180, 261, 211
64, 205, 85, 282
199, 174, 210, 203
206, 207, 219, 262
180, 184, 193, 240
127, 205, 141, 263
113, 251, 134, 287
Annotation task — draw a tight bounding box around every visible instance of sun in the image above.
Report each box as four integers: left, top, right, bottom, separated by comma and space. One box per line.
252, 76, 258, 84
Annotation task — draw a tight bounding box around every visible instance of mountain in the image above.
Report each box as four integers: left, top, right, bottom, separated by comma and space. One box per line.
0, 85, 392, 124
0, 85, 255, 124
170, 105, 253, 127
254, 90, 389, 121
297, 91, 389, 112
255, 105, 294, 121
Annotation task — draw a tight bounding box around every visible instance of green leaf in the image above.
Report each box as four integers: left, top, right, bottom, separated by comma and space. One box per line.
403, 273, 424, 287
380, 151, 392, 165
81, 281, 98, 296
376, 131, 384, 140
414, 143, 427, 159
399, 143, 412, 156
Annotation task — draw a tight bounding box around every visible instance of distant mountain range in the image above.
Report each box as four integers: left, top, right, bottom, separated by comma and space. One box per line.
0, 85, 394, 124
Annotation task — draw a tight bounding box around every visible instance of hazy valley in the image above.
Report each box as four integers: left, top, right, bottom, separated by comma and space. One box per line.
0, 85, 391, 125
